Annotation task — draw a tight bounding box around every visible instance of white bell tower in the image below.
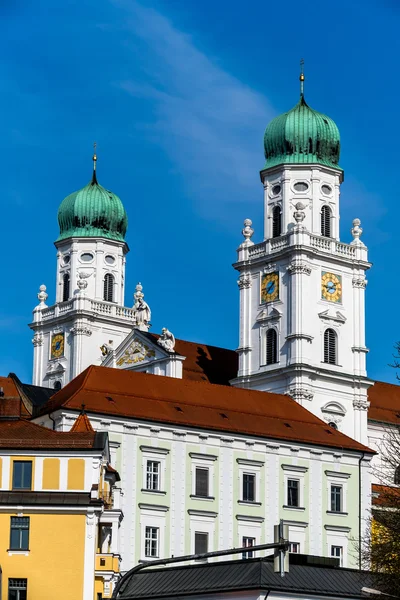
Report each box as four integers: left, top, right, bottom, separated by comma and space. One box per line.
233, 73, 372, 444
30, 151, 143, 390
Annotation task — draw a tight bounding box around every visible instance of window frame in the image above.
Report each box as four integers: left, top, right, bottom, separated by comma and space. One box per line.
331, 544, 343, 566
242, 536, 256, 559
9, 517, 30, 551
237, 459, 263, 506
12, 461, 33, 491
144, 526, 159, 558
194, 467, 209, 498
189, 453, 217, 500
287, 478, 300, 507
325, 470, 350, 515
289, 542, 300, 553
8, 578, 27, 600
146, 460, 161, 492
330, 484, 343, 513
194, 531, 209, 556
140, 445, 169, 495
242, 472, 256, 503
282, 464, 307, 510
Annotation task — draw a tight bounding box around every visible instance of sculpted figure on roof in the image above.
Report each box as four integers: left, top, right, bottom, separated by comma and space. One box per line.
157, 327, 175, 352
132, 282, 151, 331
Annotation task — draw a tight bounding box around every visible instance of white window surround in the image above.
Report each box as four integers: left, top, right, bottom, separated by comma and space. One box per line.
259, 325, 280, 367
139, 507, 167, 561
325, 525, 350, 567
237, 459, 264, 505
140, 445, 169, 494
237, 518, 262, 558
189, 453, 217, 499
282, 464, 307, 510
325, 470, 350, 515
189, 513, 215, 559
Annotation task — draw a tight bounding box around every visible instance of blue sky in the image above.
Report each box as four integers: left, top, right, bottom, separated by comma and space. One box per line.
1, 0, 399, 383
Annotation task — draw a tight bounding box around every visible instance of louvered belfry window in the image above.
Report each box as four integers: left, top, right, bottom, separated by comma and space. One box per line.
103, 273, 114, 302
266, 329, 278, 365
272, 206, 282, 238
321, 205, 332, 237
394, 466, 400, 485
324, 328, 337, 364
62, 273, 70, 301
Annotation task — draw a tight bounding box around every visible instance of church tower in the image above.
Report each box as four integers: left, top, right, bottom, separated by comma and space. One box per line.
30, 151, 139, 389
233, 71, 372, 444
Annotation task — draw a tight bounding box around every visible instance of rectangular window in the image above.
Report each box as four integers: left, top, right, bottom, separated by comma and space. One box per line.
8, 579, 27, 600
195, 467, 209, 497
331, 545, 343, 566
287, 479, 299, 507
289, 542, 300, 553
194, 532, 208, 555
242, 473, 256, 502
144, 526, 159, 558
146, 460, 160, 491
242, 536, 255, 559
10, 517, 29, 550
330, 485, 342, 512
12, 461, 32, 490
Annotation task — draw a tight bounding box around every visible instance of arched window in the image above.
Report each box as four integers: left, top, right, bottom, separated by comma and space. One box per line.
394, 466, 400, 485
62, 273, 70, 302
104, 273, 114, 302
272, 206, 282, 238
324, 328, 337, 365
321, 205, 332, 237
53, 381, 62, 391
266, 329, 278, 365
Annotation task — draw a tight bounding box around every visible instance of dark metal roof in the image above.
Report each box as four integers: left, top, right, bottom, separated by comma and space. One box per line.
0, 491, 102, 506
119, 556, 373, 600
20, 382, 54, 408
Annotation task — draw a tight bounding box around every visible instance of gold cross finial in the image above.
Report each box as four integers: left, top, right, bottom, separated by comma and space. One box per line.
91, 142, 98, 184
299, 59, 305, 96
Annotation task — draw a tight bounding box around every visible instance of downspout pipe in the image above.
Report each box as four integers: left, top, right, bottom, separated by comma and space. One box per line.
359, 451, 365, 570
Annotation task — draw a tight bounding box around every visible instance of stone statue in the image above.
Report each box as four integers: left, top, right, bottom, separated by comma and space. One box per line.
157, 327, 175, 352
132, 283, 151, 331
100, 341, 113, 357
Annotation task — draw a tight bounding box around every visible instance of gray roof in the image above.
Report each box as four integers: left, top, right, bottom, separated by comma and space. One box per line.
0, 491, 102, 506
119, 556, 373, 600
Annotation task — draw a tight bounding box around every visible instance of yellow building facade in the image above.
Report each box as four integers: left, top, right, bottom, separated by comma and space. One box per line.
0, 376, 122, 600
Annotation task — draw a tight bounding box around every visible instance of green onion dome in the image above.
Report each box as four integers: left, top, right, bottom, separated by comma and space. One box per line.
263, 94, 341, 170
56, 166, 127, 243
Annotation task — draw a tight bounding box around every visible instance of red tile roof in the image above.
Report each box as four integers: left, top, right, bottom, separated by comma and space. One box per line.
70, 411, 94, 433
0, 418, 100, 449
41, 365, 372, 453
148, 334, 238, 385
368, 381, 400, 424
372, 483, 400, 507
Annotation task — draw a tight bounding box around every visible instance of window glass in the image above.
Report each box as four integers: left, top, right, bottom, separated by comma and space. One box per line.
10, 517, 29, 550
12, 462, 32, 490
144, 526, 159, 557
289, 542, 300, 553
194, 532, 208, 555
330, 485, 342, 512
195, 467, 209, 497
242, 536, 255, 559
242, 473, 255, 502
287, 479, 299, 507
8, 579, 27, 600
146, 461, 160, 491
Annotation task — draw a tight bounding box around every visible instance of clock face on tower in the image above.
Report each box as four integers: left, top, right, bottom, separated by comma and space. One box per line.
51, 333, 65, 359
261, 272, 279, 303
321, 271, 342, 303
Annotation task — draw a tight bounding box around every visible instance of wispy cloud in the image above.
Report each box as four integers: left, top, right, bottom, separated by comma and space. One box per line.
113, 1, 274, 214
